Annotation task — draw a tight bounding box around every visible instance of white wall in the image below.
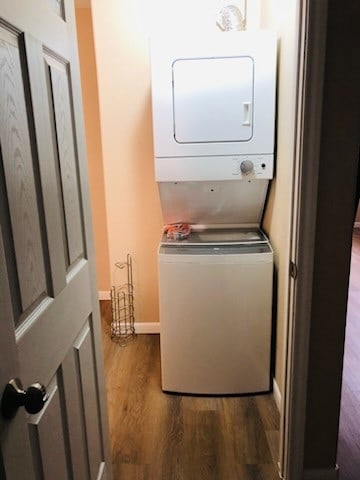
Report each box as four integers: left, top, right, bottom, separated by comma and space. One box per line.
261, 0, 300, 392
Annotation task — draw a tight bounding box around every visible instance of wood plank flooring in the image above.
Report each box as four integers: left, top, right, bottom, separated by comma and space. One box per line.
100, 301, 280, 480
338, 228, 360, 480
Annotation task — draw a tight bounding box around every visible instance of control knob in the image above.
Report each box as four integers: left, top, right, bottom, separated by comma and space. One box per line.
240, 160, 254, 175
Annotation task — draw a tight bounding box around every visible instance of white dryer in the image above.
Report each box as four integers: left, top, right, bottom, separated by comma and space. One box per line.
150, 29, 277, 182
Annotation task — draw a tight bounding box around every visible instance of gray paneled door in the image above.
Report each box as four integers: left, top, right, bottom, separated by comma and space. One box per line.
0, 0, 112, 479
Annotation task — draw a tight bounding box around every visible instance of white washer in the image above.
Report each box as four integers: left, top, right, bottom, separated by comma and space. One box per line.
158, 228, 273, 395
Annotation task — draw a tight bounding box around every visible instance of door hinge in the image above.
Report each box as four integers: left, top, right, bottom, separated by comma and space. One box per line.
289, 260, 298, 279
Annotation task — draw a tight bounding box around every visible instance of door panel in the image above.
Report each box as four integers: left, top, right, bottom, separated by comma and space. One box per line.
17, 260, 92, 386
48, 57, 84, 267
0, 29, 48, 314
75, 324, 103, 480
24, 33, 67, 298
61, 342, 89, 480
28, 380, 69, 480
0, 0, 111, 478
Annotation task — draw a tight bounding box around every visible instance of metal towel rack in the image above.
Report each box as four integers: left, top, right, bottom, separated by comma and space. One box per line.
110, 254, 135, 346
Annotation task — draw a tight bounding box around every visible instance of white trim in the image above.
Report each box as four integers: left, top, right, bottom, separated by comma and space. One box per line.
135, 322, 160, 334
273, 378, 281, 411
97, 294, 159, 333
278, 0, 305, 464
282, 2, 329, 479
302, 465, 339, 480
98, 290, 110, 300
354, 222, 360, 229
96, 462, 106, 480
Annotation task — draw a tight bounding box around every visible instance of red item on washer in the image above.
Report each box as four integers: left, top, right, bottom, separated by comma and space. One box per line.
164, 223, 191, 240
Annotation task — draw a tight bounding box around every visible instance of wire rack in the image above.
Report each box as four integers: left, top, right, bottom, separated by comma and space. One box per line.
110, 254, 135, 346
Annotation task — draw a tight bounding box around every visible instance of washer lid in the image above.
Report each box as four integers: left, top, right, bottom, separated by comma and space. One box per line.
161, 227, 268, 246
159, 243, 272, 255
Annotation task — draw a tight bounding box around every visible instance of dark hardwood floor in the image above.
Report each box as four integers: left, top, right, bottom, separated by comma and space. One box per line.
337, 227, 360, 480
100, 301, 280, 480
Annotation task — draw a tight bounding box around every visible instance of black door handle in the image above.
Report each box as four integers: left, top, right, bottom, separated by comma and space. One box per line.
1, 378, 48, 419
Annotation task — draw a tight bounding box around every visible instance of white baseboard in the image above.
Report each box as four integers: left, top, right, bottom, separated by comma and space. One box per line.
135, 322, 160, 334
273, 378, 281, 411
303, 465, 339, 480
97, 294, 159, 333
98, 290, 110, 300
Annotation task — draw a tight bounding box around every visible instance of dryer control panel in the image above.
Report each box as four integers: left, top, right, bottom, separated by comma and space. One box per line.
155, 154, 273, 182
232, 155, 273, 180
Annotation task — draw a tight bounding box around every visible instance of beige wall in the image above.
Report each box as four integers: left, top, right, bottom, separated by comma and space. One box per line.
75, 7, 111, 291
261, 0, 300, 393
90, 0, 163, 323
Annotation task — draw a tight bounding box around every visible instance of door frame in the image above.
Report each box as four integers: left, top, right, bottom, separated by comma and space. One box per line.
280, 0, 328, 477
282, 0, 360, 478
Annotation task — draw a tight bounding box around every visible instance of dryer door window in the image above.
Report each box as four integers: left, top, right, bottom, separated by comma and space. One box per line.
172, 56, 254, 144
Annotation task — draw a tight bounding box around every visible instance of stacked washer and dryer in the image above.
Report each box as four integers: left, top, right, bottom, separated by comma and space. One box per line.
150, 30, 277, 395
